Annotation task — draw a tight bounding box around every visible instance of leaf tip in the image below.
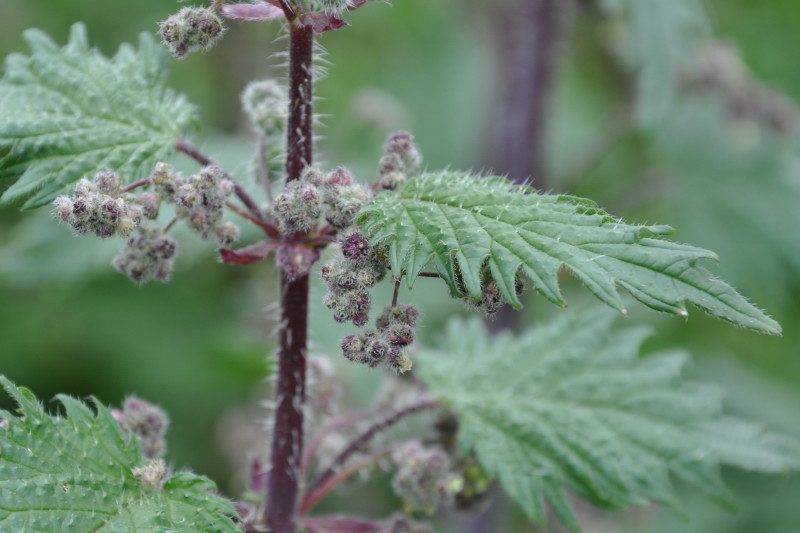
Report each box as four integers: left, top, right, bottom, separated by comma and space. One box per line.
678, 308, 689, 318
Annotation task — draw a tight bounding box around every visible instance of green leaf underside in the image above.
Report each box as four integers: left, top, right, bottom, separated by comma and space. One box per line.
0, 376, 238, 532
416, 309, 800, 532
627, 0, 710, 125
357, 171, 780, 334
0, 23, 195, 208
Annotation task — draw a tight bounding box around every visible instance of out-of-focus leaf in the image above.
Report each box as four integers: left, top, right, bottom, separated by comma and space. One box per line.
416, 308, 800, 531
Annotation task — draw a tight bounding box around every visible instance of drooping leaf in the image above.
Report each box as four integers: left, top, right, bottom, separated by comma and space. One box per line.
0, 23, 196, 208
607, 0, 711, 126
415, 309, 800, 531
357, 171, 780, 334
0, 376, 239, 532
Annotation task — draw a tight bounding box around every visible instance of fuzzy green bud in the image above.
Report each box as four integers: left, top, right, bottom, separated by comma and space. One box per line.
159, 7, 226, 59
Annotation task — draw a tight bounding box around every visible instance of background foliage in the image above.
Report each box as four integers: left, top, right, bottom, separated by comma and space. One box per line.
1, 0, 799, 531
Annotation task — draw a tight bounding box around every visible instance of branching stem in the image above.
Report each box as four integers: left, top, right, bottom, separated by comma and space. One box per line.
299, 444, 400, 514
300, 406, 385, 476
174, 137, 276, 237
303, 399, 438, 511
120, 178, 152, 194
225, 200, 278, 235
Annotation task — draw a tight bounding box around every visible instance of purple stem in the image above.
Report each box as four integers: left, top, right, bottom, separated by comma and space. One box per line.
484, 0, 563, 188
265, 21, 314, 533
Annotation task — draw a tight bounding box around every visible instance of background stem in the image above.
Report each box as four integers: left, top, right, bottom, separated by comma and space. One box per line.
265, 22, 314, 533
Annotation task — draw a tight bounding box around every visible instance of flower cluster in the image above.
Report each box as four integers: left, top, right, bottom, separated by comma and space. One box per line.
113, 225, 178, 283
391, 442, 463, 515
52, 170, 157, 238
453, 264, 525, 318
339, 303, 418, 373
270, 166, 371, 235
158, 7, 225, 59
112, 396, 170, 460
377, 130, 422, 191
152, 162, 238, 246
321, 230, 387, 326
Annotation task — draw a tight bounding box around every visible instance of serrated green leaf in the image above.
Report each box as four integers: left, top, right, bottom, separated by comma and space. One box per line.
357, 171, 780, 334
0, 376, 238, 532
0, 23, 195, 208
415, 309, 800, 531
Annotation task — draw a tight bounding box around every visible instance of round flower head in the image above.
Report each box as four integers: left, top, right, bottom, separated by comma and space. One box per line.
159, 7, 226, 59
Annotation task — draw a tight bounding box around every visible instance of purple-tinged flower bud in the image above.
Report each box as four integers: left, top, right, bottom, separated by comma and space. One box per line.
340, 230, 372, 266
137, 192, 161, 220
52, 196, 74, 222
383, 130, 422, 176
365, 337, 391, 366
386, 348, 413, 374
301, 167, 325, 187
152, 235, 178, 260
197, 165, 224, 190
71, 197, 91, 220
74, 178, 96, 198
216, 220, 240, 247
379, 171, 407, 191
353, 312, 370, 327
356, 268, 377, 288
120, 395, 170, 460
340, 334, 367, 363
273, 181, 322, 234
386, 323, 415, 346
94, 170, 122, 195
324, 166, 354, 188
219, 178, 234, 197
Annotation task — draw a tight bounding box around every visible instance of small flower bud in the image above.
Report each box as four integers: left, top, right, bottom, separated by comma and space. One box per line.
340, 230, 372, 266
323, 183, 371, 230
52, 196, 74, 222
74, 178, 96, 198
301, 167, 325, 187
273, 181, 322, 234
216, 220, 240, 247
386, 348, 413, 374
383, 130, 422, 176
379, 171, 407, 191
324, 166, 354, 188
159, 7, 226, 59
137, 192, 161, 220
151, 235, 178, 260
133, 459, 168, 489
386, 323, 415, 346
365, 336, 391, 366
121, 395, 169, 460
93, 170, 122, 195
340, 334, 367, 364
241, 79, 288, 137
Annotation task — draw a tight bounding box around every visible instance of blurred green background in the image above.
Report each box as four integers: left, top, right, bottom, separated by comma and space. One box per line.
1, 0, 799, 531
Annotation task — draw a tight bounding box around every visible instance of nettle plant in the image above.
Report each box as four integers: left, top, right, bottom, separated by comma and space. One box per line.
0, 1, 799, 532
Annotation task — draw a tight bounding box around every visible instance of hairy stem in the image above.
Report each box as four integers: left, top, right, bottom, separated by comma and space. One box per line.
265, 21, 314, 533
